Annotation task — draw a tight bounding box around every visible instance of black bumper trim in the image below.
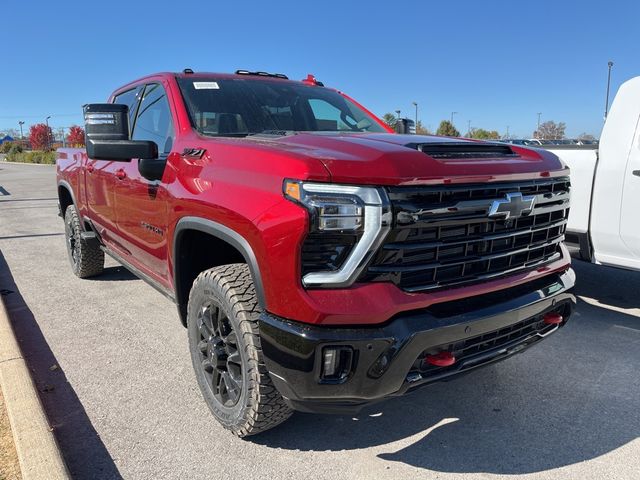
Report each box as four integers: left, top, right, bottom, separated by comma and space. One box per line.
259, 269, 576, 414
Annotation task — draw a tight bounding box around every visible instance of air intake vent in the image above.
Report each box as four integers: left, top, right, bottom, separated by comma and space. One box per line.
407, 142, 518, 159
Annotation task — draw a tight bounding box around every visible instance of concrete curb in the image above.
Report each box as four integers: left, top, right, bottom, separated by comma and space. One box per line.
0, 297, 70, 479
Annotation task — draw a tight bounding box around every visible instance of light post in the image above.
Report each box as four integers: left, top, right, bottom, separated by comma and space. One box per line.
18, 121, 24, 144
536, 113, 542, 137
395, 109, 401, 120
45, 116, 52, 150
450, 111, 458, 125
605, 60, 614, 119
467, 120, 472, 137
412, 102, 418, 131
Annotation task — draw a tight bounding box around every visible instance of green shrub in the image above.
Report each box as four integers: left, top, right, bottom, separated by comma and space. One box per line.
6, 150, 56, 164
0, 142, 14, 154
8, 143, 23, 155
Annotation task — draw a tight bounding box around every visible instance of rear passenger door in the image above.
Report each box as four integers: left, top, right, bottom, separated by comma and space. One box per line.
113, 82, 174, 285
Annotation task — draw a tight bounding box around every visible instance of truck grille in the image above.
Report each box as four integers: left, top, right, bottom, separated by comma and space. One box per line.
360, 177, 570, 292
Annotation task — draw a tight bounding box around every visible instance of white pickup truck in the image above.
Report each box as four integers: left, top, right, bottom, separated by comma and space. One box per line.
546, 76, 640, 271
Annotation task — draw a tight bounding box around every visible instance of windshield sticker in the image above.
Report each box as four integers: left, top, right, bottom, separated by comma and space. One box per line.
193, 82, 220, 90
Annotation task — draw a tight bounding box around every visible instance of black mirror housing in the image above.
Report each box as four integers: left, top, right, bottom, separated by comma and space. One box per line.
395, 118, 416, 134
86, 139, 158, 161
83, 103, 158, 161
84, 103, 130, 141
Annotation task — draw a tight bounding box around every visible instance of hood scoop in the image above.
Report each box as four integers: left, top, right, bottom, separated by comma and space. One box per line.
406, 142, 518, 159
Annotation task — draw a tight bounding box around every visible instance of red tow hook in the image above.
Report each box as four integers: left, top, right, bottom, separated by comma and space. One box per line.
543, 312, 563, 325
425, 351, 456, 367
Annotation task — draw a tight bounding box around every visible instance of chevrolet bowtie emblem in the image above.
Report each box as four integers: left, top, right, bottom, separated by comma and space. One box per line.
488, 192, 536, 220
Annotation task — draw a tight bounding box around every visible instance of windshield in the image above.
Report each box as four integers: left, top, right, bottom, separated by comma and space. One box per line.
177, 77, 386, 137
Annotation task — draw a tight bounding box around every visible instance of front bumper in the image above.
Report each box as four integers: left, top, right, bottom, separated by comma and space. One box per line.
259, 269, 576, 414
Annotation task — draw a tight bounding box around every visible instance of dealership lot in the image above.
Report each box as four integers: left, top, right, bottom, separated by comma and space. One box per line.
0, 161, 638, 480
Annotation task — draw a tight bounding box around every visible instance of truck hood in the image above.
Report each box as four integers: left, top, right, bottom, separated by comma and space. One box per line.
247, 132, 568, 185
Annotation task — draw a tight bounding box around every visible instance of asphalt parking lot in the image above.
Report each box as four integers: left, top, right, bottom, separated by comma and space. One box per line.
0, 161, 638, 480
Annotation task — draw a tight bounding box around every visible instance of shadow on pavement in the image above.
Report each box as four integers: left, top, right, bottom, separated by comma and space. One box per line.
254, 261, 640, 475
0, 250, 122, 480
89, 266, 139, 282
572, 258, 640, 310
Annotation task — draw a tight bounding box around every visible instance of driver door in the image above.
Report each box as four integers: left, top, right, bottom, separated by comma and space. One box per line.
114, 82, 174, 285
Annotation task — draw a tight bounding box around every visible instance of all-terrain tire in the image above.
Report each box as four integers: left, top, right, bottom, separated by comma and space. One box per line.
187, 264, 292, 437
64, 205, 104, 278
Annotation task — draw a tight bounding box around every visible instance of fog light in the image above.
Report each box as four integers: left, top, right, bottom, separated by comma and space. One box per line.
320, 346, 354, 383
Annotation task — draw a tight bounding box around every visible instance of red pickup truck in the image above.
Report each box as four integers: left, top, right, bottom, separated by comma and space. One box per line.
57, 69, 575, 436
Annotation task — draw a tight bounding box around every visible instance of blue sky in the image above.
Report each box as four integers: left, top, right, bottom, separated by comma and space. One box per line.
1, 0, 638, 138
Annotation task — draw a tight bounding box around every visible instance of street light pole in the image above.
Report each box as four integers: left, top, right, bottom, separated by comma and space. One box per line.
467, 120, 471, 137
18, 121, 24, 144
412, 102, 418, 131
45, 116, 51, 150
605, 60, 614, 120
450, 111, 458, 125
536, 113, 542, 137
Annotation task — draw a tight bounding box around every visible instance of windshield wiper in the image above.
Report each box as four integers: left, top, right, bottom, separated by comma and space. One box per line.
248, 130, 297, 137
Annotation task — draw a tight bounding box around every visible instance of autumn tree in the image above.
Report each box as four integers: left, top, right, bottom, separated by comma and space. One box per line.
470, 128, 500, 140
436, 120, 460, 137
415, 120, 430, 135
533, 121, 566, 140
29, 123, 53, 150
66, 125, 85, 146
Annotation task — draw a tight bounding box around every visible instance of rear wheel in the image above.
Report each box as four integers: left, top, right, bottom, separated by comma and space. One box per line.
64, 205, 104, 278
187, 264, 292, 437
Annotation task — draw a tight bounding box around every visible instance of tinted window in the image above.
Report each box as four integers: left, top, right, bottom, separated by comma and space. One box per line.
132, 84, 174, 154
177, 77, 385, 136
113, 86, 143, 133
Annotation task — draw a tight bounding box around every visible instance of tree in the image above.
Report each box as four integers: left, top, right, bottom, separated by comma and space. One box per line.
415, 120, 430, 135
29, 123, 53, 150
470, 128, 500, 140
381, 113, 397, 129
66, 125, 85, 147
436, 120, 460, 137
533, 121, 566, 140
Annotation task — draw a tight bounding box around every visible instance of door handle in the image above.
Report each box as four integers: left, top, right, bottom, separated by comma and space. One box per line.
86, 164, 95, 173
115, 169, 126, 180
633, 170, 640, 177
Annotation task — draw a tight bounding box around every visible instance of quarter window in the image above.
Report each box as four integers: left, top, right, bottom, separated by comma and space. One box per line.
132, 83, 175, 154
113, 86, 143, 134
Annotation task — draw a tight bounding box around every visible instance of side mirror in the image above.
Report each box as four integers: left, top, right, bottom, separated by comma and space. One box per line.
395, 118, 416, 134
83, 104, 158, 161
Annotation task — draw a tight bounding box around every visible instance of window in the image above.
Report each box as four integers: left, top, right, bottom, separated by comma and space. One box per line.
309, 99, 357, 131
113, 86, 143, 134
176, 77, 385, 137
132, 84, 174, 154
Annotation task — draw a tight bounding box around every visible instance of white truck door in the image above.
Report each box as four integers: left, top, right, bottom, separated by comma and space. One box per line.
620, 118, 640, 259
590, 77, 640, 270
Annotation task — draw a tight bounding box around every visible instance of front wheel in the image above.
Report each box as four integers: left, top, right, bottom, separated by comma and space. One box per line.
187, 264, 292, 437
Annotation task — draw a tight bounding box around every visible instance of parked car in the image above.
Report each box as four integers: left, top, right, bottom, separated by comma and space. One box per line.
56, 69, 575, 436
543, 76, 640, 271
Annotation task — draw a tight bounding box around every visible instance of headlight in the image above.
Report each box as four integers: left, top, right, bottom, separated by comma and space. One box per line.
284, 180, 391, 287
